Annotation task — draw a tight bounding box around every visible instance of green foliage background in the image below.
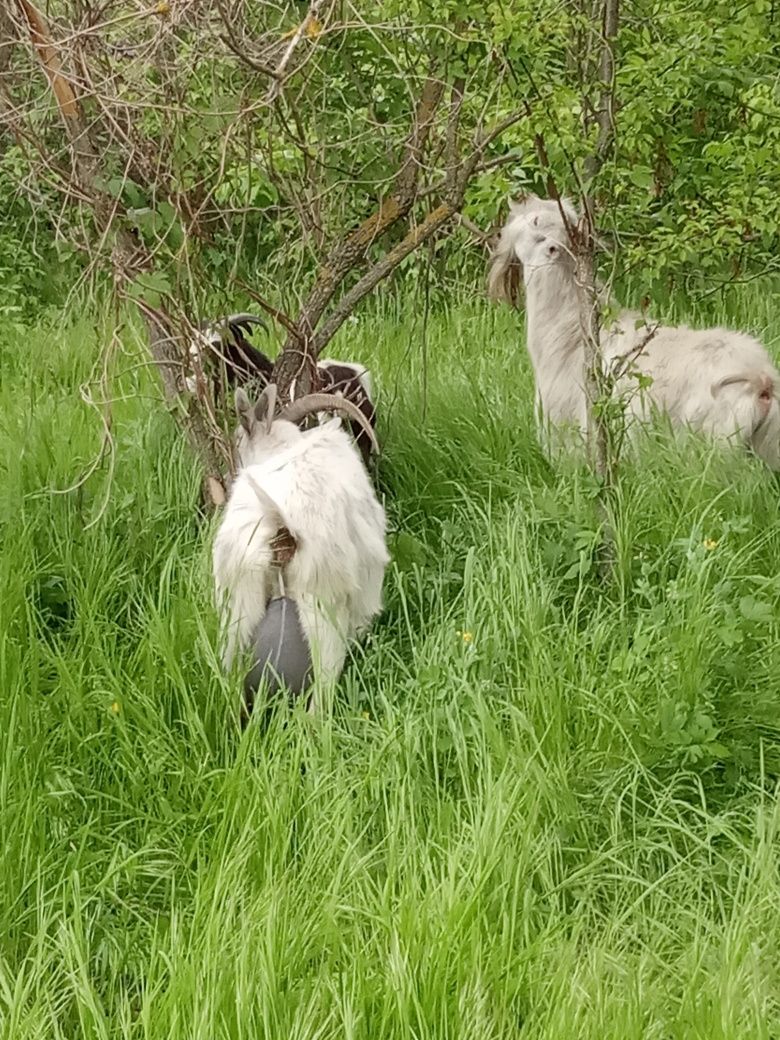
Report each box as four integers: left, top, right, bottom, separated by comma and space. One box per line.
2, 0, 779, 313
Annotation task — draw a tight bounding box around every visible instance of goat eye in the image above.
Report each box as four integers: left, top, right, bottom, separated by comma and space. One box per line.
535, 235, 546, 244
532, 216, 539, 227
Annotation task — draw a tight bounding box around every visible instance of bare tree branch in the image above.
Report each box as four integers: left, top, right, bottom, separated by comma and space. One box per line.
15, 0, 100, 189
13, 0, 229, 504
273, 72, 446, 399
234, 279, 303, 343
4, 3, 529, 494
307, 109, 523, 356
0, 4, 15, 78
216, 0, 279, 80
265, 0, 328, 103
576, 0, 620, 569
272, 95, 526, 399
456, 212, 494, 248
311, 202, 458, 355
444, 76, 466, 184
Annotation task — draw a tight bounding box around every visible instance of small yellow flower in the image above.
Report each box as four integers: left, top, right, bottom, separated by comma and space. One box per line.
111, 701, 121, 714
361, 710, 371, 720
456, 630, 473, 643
155, 1, 170, 15
703, 538, 719, 551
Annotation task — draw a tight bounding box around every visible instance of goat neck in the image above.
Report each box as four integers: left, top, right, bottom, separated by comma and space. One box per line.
523, 259, 586, 428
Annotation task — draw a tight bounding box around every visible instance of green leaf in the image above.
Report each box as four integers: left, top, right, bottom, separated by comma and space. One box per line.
708, 742, 732, 760
628, 167, 654, 189
716, 624, 743, 647
738, 595, 773, 623
126, 271, 172, 308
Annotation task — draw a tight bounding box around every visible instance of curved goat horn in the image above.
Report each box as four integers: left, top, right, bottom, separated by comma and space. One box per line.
280, 393, 379, 455
225, 312, 269, 329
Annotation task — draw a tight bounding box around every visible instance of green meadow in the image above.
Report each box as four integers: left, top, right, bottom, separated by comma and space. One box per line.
2, 290, 780, 1038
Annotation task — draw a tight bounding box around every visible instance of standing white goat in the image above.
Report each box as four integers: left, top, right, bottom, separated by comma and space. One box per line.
212, 384, 389, 718
488, 195, 780, 468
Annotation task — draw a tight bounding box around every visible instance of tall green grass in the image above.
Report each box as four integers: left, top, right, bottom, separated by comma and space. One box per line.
1, 291, 780, 1038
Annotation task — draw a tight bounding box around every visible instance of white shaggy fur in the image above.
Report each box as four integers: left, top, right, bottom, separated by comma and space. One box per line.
212, 401, 389, 707
488, 195, 780, 468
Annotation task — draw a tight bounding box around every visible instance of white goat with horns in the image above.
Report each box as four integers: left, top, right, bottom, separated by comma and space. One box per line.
212, 383, 389, 720
488, 195, 780, 469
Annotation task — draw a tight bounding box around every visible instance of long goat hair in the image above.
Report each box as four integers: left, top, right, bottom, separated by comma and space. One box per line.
488, 195, 780, 469
187, 314, 377, 465
212, 384, 388, 720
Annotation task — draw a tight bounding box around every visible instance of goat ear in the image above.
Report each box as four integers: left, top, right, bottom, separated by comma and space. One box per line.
253, 383, 278, 433
254, 397, 270, 426
559, 196, 580, 224
487, 229, 522, 308
235, 388, 254, 433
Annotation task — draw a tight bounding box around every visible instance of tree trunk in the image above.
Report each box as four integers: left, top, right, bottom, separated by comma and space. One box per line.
577, 0, 620, 570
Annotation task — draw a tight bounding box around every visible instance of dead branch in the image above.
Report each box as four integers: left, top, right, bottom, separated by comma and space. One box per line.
456, 212, 495, 249
444, 77, 466, 181
0, 5, 15, 77
272, 72, 446, 399
311, 202, 459, 355
307, 110, 522, 356
4, 2, 528, 497
14, 0, 228, 504
576, 0, 620, 572
305, 73, 444, 334
234, 279, 303, 344
216, 0, 279, 79
15, 0, 101, 194
272, 96, 525, 399
573, 222, 613, 485
265, 0, 328, 103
